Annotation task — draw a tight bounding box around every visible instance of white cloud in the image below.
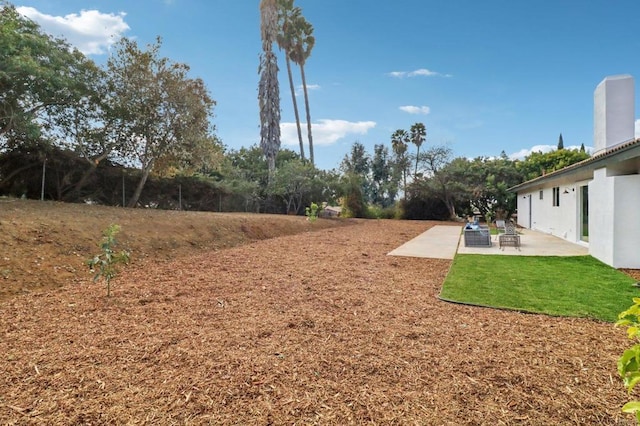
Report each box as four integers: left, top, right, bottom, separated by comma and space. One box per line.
636, 119, 640, 138
281, 119, 376, 147
301, 84, 320, 91
509, 145, 555, 159
294, 84, 320, 96
388, 68, 452, 78
17, 7, 130, 55
399, 105, 431, 115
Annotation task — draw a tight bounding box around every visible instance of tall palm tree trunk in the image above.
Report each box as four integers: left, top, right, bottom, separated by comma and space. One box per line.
285, 56, 304, 160
299, 63, 313, 165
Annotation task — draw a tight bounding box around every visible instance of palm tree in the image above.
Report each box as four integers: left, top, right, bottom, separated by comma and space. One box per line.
391, 129, 410, 197
410, 122, 426, 176
276, 0, 305, 160
258, 0, 281, 178
289, 12, 315, 165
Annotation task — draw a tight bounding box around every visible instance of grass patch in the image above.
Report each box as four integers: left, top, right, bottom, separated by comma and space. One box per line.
440, 255, 638, 322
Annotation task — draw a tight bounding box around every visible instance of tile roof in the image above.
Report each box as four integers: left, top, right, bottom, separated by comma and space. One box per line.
509, 138, 640, 192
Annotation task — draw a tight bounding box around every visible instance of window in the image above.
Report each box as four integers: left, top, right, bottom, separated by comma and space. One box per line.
539, 190, 543, 200
552, 187, 560, 207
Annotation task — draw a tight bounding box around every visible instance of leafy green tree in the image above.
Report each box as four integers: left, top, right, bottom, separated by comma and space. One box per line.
223, 145, 269, 211
516, 148, 590, 181
453, 153, 523, 220
340, 172, 367, 218
276, 0, 305, 160
339, 141, 372, 216
270, 158, 314, 214
416, 144, 457, 219
87, 224, 130, 297
153, 134, 225, 178
410, 122, 426, 176
259, 0, 281, 177
308, 168, 342, 206
106, 37, 216, 208
341, 141, 370, 176
371, 144, 397, 207
0, 3, 99, 148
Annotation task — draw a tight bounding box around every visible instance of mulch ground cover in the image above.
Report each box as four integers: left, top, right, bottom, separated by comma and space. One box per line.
0, 219, 635, 424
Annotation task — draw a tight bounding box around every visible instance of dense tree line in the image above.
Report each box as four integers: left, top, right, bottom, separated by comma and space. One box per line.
336, 127, 589, 221
0, 2, 590, 219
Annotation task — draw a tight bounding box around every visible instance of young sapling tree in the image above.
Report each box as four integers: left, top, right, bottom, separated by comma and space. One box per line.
87, 224, 130, 297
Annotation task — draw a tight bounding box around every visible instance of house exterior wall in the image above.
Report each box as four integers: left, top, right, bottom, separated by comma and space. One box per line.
588, 168, 640, 268
517, 185, 579, 242
589, 168, 615, 265
612, 174, 640, 267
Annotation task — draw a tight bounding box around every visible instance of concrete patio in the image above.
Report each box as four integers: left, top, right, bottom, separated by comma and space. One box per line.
388, 225, 589, 259
457, 227, 589, 256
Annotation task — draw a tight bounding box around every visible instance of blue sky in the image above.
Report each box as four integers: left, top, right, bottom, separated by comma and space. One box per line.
13, 0, 640, 171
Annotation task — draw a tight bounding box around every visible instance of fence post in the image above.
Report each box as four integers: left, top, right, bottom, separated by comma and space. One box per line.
40, 157, 46, 201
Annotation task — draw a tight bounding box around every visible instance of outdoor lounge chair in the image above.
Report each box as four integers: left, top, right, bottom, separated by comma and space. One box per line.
498, 221, 520, 250
494, 219, 506, 240
463, 225, 492, 247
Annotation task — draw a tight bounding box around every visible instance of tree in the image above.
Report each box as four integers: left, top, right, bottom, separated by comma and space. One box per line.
153, 134, 225, 178
340, 172, 367, 218
0, 4, 99, 148
516, 148, 590, 181
270, 158, 314, 214
557, 133, 564, 150
259, 0, 281, 178
410, 122, 426, 176
288, 9, 315, 165
580, 143, 585, 153
454, 153, 523, 220
341, 141, 370, 176
276, 0, 304, 160
106, 37, 216, 207
371, 144, 396, 207
418, 144, 457, 219
340, 141, 372, 205
391, 129, 411, 197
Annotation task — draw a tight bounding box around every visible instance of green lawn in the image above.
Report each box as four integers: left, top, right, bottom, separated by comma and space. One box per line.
440, 255, 639, 322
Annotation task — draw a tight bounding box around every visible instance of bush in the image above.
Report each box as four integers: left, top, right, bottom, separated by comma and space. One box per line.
400, 195, 449, 220
366, 204, 397, 219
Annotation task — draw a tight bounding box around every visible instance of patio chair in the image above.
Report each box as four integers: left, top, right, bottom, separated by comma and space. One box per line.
494, 219, 506, 240
498, 221, 520, 250
463, 225, 492, 247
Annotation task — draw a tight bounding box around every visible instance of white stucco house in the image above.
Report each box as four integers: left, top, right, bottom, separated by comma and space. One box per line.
510, 74, 640, 268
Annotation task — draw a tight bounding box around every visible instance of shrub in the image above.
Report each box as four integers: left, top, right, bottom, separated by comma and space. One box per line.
305, 202, 321, 222
616, 297, 640, 423
87, 224, 130, 297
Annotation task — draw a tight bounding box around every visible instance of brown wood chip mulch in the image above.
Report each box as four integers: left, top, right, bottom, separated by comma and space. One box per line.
0, 220, 634, 425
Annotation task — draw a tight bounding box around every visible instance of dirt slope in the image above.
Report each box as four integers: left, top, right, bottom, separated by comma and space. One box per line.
0, 198, 354, 300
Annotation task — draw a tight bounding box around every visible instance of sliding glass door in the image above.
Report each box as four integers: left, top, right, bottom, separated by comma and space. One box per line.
580, 185, 589, 242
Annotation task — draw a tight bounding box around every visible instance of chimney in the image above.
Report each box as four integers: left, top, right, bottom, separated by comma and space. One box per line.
594, 75, 635, 152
